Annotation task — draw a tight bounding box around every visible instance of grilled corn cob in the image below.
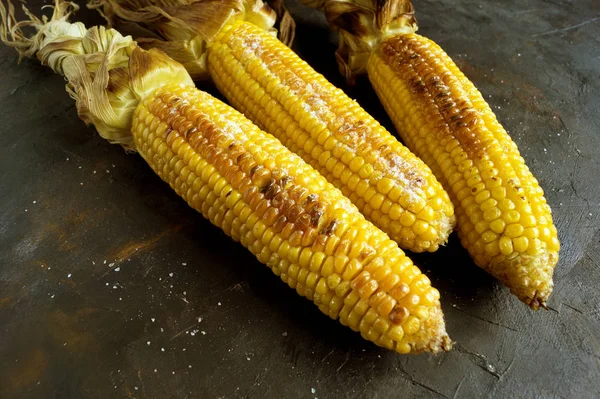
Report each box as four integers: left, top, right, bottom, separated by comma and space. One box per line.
300, 0, 560, 308
0, 0, 451, 353
88, 0, 456, 253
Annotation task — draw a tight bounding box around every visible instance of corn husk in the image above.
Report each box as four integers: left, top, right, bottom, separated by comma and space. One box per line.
300, 0, 416, 82
0, 0, 193, 150
88, 0, 295, 80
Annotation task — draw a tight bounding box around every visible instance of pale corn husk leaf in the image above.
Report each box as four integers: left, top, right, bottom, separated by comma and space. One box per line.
129, 46, 193, 100
87, 0, 293, 81
1, 0, 193, 151
300, 0, 417, 81
137, 36, 209, 80
0, 0, 82, 62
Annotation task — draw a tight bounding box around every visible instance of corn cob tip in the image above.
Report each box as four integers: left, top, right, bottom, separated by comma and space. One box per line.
488, 251, 556, 310
524, 289, 552, 311
398, 303, 452, 354
423, 305, 452, 354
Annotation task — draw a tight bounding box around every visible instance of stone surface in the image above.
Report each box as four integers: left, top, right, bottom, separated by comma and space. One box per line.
0, 0, 599, 397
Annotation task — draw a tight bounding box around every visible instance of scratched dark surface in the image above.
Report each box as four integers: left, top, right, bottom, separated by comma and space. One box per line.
1, 0, 599, 397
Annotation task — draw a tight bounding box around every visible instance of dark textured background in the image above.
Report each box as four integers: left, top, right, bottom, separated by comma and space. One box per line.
1, 0, 599, 397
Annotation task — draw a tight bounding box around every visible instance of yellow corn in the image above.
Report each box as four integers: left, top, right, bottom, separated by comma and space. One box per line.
132, 83, 451, 354
367, 34, 559, 308
0, 0, 451, 354
206, 20, 455, 253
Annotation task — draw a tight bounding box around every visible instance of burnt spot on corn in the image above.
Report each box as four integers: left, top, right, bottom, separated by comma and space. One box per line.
321, 219, 337, 236
279, 176, 293, 187
380, 35, 486, 158
390, 306, 409, 324
184, 127, 197, 139
150, 90, 338, 236
249, 165, 260, 176
310, 208, 324, 227
358, 248, 375, 262
259, 178, 276, 193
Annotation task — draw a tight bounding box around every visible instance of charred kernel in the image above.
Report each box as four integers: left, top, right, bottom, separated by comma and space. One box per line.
358, 279, 379, 300
389, 306, 409, 325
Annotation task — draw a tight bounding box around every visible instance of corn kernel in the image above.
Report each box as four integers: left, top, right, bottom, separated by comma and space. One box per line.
482, 230, 498, 244
388, 325, 405, 342
490, 218, 506, 234
402, 316, 421, 335
499, 236, 513, 256
505, 224, 524, 238
396, 342, 411, 354
359, 164, 374, 179
504, 210, 520, 224
512, 236, 529, 253
485, 241, 500, 257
